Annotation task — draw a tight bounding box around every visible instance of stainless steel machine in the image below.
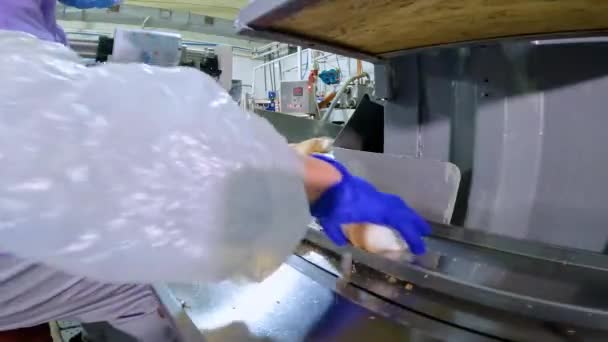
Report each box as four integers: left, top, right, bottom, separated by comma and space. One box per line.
157, 1, 608, 341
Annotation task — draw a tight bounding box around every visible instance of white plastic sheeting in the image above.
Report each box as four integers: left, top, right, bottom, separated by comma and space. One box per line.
0, 31, 310, 283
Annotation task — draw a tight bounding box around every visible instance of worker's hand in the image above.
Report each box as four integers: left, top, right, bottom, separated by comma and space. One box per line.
309, 155, 431, 255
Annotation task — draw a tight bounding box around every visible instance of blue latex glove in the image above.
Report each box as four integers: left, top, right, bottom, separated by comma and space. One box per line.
59, 0, 121, 9
310, 155, 431, 254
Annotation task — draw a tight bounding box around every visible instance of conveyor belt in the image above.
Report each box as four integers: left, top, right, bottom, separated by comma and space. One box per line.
158, 225, 608, 341
165, 255, 493, 341
299, 227, 608, 340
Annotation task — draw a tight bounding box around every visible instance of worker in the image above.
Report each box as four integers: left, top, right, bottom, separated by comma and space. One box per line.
0, 0, 430, 341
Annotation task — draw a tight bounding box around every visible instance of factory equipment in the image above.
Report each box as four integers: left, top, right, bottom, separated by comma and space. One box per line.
279, 80, 318, 116
69, 31, 231, 87
181, 46, 231, 89
112, 28, 182, 66
321, 72, 373, 123
228, 80, 243, 104
95, 35, 113, 62
155, 1, 608, 341
318, 68, 341, 85
199, 53, 222, 79
266, 90, 277, 111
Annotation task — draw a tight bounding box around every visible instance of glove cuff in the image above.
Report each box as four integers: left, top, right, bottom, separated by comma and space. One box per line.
310, 154, 350, 176
309, 154, 349, 218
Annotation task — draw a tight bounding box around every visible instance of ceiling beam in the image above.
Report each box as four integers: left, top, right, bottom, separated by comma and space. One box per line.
56, 4, 269, 47
126, 0, 248, 20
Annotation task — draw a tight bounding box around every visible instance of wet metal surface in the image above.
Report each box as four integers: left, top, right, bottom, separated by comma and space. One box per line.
162, 224, 608, 341
168, 255, 491, 341
162, 226, 608, 341
303, 228, 608, 334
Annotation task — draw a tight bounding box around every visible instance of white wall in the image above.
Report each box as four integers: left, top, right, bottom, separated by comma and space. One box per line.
232, 54, 261, 87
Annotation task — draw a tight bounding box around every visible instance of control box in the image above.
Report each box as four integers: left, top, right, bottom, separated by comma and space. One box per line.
280, 81, 317, 116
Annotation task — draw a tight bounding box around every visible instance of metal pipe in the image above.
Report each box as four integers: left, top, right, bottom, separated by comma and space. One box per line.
269, 59, 275, 91
251, 69, 256, 99
253, 47, 280, 60
252, 48, 311, 97
263, 64, 268, 95
347, 57, 352, 78
321, 72, 370, 122
141, 15, 151, 28
253, 48, 310, 70
297, 46, 302, 81
313, 52, 337, 62
256, 42, 277, 51
253, 42, 279, 56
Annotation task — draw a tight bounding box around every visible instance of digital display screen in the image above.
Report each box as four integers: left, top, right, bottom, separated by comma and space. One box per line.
293, 86, 304, 96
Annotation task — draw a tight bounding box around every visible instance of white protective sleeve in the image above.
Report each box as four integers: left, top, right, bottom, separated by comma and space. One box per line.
0, 31, 311, 283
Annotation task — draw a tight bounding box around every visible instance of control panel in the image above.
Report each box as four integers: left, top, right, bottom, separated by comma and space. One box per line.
280, 81, 317, 115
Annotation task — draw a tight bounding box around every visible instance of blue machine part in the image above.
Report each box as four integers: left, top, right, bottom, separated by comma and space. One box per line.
266, 91, 277, 111
59, 0, 122, 9
319, 69, 341, 85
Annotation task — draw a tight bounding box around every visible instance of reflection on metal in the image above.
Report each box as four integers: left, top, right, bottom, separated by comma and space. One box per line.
154, 285, 203, 342
160, 225, 608, 341
397, 42, 608, 252
333, 148, 461, 224
430, 224, 608, 271
68, 39, 99, 59
296, 240, 560, 342
166, 256, 492, 341
254, 109, 342, 143
303, 228, 608, 334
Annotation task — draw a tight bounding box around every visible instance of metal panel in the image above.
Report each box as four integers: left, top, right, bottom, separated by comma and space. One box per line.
462, 42, 608, 251
303, 228, 608, 333
411, 49, 479, 225
384, 41, 608, 252
254, 109, 342, 143
333, 94, 384, 153
418, 50, 469, 162
373, 62, 392, 100
383, 55, 420, 156
464, 44, 545, 239
279, 80, 316, 115
525, 43, 608, 252
333, 148, 460, 224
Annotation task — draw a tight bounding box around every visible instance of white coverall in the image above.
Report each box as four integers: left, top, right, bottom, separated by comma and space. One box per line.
0, 3, 307, 339
0, 30, 308, 341
0, 254, 177, 341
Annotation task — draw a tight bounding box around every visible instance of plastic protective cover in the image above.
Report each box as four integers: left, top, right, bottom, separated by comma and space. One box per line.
0, 31, 310, 283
